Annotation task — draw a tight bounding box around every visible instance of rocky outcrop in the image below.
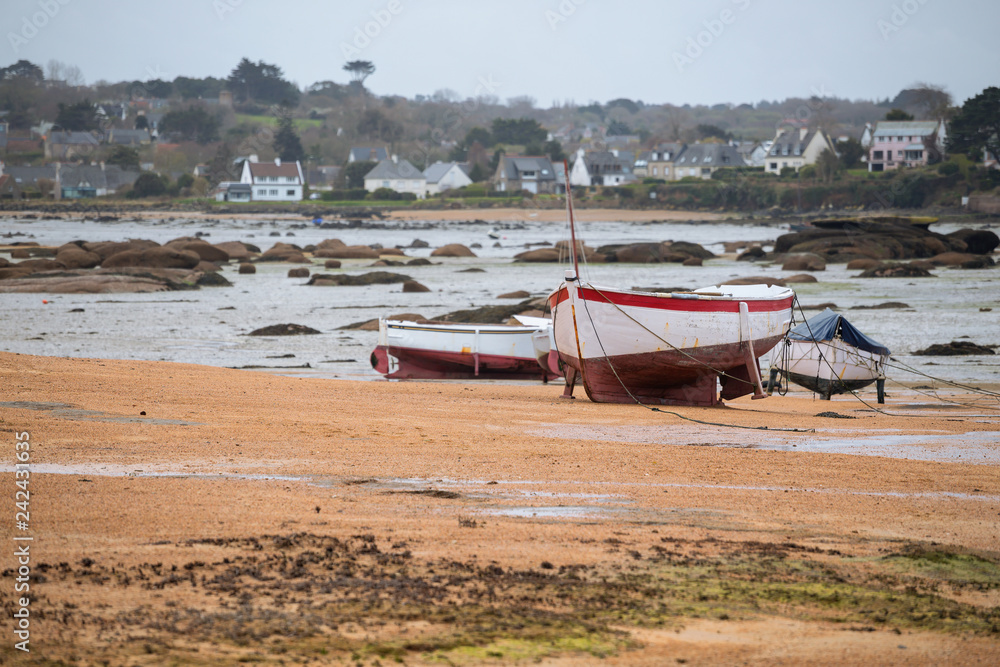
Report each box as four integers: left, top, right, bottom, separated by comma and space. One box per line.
213, 241, 255, 262
431, 243, 477, 258
306, 271, 412, 286
0, 267, 204, 293
781, 253, 826, 272
103, 247, 201, 270
238, 263, 256, 274
257, 243, 310, 263
514, 248, 561, 262
946, 228, 999, 255
737, 247, 766, 261
84, 239, 159, 261
856, 262, 935, 278
56, 247, 102, 269
167, 240, 230, 263
402, 280, 430, 292
248, 323, 321, 336
773, 220, 967, 263
927, 252, 995, 269
323, 259, 342, 269
498, 290, 531, 299
288, 268, 310, 278
915, 341, 995, 356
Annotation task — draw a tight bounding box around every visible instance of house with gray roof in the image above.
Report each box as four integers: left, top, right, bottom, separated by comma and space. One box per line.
765, 127, 837, 174
44, 131, 100, 159
364, 158, 426, 198
423, 161, 472, 195
672, 143, 746, 180
492, 155, 558, 194
866, 120, 946, 172
645, 143, 685, 181
107, 129, 151, 146
569, 149, 636, 187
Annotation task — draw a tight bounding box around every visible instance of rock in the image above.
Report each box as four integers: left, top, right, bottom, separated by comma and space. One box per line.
782, 273, 818, 283
85, 239, 159, 261
195, 261, 221, 273
0, 268, 202, 293
408, 239, 430, 248
56, 248, 102, 269
853, 302, 910, 309
800, 302, 839, 310
257, 242, 309, 263
781, 253, 826, 272
682, 257, 703, 266
238, 263, 256, 274
720, 276, 787, 286
402, 280, 430, 292
737, 247, 766, 261
498, 290, 531, 299
316, 245, 379, 259
666, 241, 715, 259
379, 248, 406, 256
613, 243, 668, 263
514, 248, 561, 262
0, 267, 34, 280
288, 267, 310, 278
947, 228, 999, 255
407, 258, 432, 266
436, 299, 543, 324
316, 238, 347, 251
773, 220, 966, 263
196, 271, 233, 287
323, 259, 342, 269
431, 243, 477, 258
341, 312, 427, 331
856, 263, 934, 278
8, 258, 66, 273
248, 323, 321, 336
846, 258, 882, 270
306, 271, 412, 286
10, 249, 31, 259
168, 240, 230, 263
213, 241, 254, 262
961, 256, 995, 269
103, 247, 201, 270
0, 257, 8, 268
915, 341, 995, 356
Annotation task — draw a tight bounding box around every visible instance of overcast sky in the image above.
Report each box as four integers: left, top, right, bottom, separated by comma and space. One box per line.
6, 0, 998, 107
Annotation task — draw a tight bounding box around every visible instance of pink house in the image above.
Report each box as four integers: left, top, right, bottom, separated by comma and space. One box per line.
867, 120, 947, 172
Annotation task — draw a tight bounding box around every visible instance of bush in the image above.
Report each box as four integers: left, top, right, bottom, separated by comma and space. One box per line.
799, 165, 817, 179
367, 188, 417, 201
321, 188, 368, 201
937, 161, 960, 176
643, 178, 666, 185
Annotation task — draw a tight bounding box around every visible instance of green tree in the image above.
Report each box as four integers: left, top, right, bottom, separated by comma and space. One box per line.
105, 145, 140, 171
344, 160, 376, 189
135, 115, 149, 130
468, 162, 487, 183
606, 120, 632, 136
173, 76, 225, 99
357, 109, 402, 142
55, 99, 98, 131
343, 60, 376, 86
946, 87, 1000, 164
273, 104, 305, 162
837, 137, 866, 169
695, 124, 732, 141
226, 58, 299, 105
159, 106, 220, 144
464, 126, 493, 148
131, 173, 167, 198
0, 59, 44, 83
885, 108, 914, 121
490, 118, 546, 146
544, 140, 567, 164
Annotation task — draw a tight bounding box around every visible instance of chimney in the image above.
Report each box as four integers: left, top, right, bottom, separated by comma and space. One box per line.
274, 157, 281, 166
391, 154, 398, 164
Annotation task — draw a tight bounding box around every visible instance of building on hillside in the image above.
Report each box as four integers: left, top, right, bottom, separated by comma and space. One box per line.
671, 143, 746, 180
364, 158, 426, 198
866, 120, 947, 172
423, 161, 472, 195
348, 146, 388, 163
492, 155, 558, 194
304, 165, 341, 191
240, 157, 304, 201
735, 141, 769, 168
107, 129, 151, 146
764, 127, 837, 174
213, 182, 252, 202
644, 143, 684, 181
4, 163, 142, 198
0, 173, 22, 199
44, 131, 100, 159
569, 149, 636, 186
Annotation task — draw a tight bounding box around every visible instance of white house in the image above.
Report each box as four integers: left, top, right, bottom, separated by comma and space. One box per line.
240, 157, 304, 201
764, 127, 837, 174
570, 148, 635, 186
364, 158, 426, 199
423, 161, 472, 195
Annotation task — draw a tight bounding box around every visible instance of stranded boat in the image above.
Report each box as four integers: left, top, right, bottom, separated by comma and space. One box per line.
548, 161, 795, 406
768, 308, 891, 402
370, 318, 561, 382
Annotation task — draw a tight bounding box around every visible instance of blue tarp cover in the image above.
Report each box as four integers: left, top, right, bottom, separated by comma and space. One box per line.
787, 308, 891, 356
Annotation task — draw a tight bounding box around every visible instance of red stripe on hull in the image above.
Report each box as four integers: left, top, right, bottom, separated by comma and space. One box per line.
549, 286, 794, 313
372, 345, 559, 381
558, 334, 784, 406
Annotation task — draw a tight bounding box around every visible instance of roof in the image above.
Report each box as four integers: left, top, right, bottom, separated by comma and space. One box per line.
107, 129, 150, 144
500, 156, 556, 181
364, 159, 425, 180
349, 147, 388, 162
769, 129, 829, 157
580, 150, 632, 174
0, 174, 17, 191
219, 182, 251, 193
648, 143, 684, 161
47, 131, 99, 145
423, 161, 469, 184
872, 121, 940, 138
673, 143, 744, 167
247, 161, 301, 180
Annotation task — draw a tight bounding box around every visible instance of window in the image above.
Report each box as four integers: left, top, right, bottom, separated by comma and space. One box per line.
770, 162, 778, 170
269, 189, 278, 196
257, 189, 266, 196
286, 189, 295, 196
873, 151, 883, 160
652, 167, 658, 176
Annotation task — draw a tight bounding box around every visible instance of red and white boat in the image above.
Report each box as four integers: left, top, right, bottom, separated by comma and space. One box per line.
370, 318, 561, 382
548, 163, 795, 406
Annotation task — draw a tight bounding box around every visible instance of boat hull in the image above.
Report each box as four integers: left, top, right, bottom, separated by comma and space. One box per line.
549, 281, 794, 405
773, 338, 887, 397
371, 319, 561, 381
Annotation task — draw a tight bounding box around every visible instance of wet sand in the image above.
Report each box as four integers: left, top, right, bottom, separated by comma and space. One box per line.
1, 351, 999, 665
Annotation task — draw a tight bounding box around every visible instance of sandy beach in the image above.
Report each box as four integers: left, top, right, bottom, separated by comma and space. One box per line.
2, 350, 998, 665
